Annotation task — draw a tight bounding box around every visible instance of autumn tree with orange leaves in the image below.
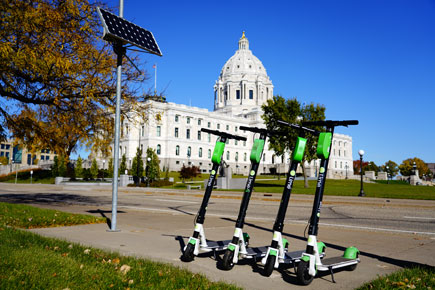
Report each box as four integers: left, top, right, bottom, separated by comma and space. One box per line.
0, 0, 150, 158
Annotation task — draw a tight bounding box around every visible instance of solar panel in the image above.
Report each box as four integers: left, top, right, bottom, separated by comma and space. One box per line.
97, 7, 162, 56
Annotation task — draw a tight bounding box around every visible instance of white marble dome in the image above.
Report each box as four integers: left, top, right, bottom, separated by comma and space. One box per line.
219, 33, 269, 80
214, 32, 274, 115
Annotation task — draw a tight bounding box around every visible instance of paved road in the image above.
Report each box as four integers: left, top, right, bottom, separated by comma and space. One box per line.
1, 184, 434, 289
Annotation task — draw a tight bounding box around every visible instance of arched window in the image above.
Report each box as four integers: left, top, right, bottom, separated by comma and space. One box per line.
175, 145, 180, 156
244, 152, 247, 161
235, 152, 239, 162
208, 149, 211, 159
187, 146, 191, 157
199, 147, 202, 158
226, 151, 230, 160
157, 144, 161, 155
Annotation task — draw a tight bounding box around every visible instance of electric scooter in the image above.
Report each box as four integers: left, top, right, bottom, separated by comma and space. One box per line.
261, 120, 326, 277
296, 120, 359, 285
220, 125, 277, 270
181, 128, 247, 262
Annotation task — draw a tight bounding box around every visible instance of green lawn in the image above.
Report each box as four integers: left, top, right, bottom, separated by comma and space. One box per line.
0, 202, 240, 289
251, 179, 435, 200
356, 266, 434, 289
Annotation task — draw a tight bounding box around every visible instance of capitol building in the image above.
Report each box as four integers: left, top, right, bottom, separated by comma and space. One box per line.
112, 33, 354, 178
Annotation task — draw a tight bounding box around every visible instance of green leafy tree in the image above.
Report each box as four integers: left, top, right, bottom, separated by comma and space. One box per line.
145, 147, 160, 183
52, 156, 59, 177
381, 160, 399, 178
262, 96, 325, 187
108, 158, 114, 178
399, 157, 430, 178
364, 161, 379, 174
90, 158, 98, 179
75, 156, 84, 178
129, 147, 144, 176
58, 155, 67, 177
119, 154, 127, 175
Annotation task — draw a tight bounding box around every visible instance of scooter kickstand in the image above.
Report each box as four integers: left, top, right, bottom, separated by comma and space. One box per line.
329, 266, 336, 283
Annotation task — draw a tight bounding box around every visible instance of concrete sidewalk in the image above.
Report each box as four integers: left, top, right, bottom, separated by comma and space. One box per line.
28, 202, 435, 290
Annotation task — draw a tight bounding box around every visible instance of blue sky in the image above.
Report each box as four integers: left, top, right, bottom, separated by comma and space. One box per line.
91, 0, 435, 166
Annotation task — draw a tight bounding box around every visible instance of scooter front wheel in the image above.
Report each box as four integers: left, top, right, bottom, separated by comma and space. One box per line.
181, 243, 195, 262
297, 260, 314, 285
262, 255, 276, 277
221, 249, 235, 270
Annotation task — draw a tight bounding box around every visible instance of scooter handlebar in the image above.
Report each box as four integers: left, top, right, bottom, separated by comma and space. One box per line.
277, 120, 320, 135
200, 128, 247, 141
302, 120, 359, 128
239, 125, 287, 136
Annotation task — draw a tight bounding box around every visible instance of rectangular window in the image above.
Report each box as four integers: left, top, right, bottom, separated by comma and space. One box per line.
0, 152, 3, 157
5, 145, 10, 150
0, 144, 4, 149
157, 126, 161, 137
141, 125, 144, 137
197, 131, 201, 140
175, 128, 179, 138
175, 115, 179, 122
186, 129, 190, 139
208, 133, 211, 142
198, 119, 201, 125
249, 90, 253, 99
46, 155, 50, 161
40, 155, 44, 161
226, 124, 229, 130
236, 90, 240, 99
187, 117, 190, 124
207, 121, 211, 128
217, 124, 220, 129
27, 154, 31, 165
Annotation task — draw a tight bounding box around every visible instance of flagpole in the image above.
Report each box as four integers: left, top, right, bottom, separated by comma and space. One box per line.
154, 64, 157, 95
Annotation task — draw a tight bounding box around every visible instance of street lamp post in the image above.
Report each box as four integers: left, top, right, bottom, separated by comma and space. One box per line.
358, 150, 365, 197
345, 164, 348, 179
103, 160, 106, 181
147, 157, 151, 187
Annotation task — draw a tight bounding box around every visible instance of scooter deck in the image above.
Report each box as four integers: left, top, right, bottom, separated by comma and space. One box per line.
199, 239, 232, 251
318, 256, 359, 271
244, 246, 269, 258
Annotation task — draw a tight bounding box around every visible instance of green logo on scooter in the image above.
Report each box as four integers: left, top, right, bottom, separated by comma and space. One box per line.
211, 170, 216, 175
319, 167, 325, 174
250, 170, 255, 176
290, 170, 296, 176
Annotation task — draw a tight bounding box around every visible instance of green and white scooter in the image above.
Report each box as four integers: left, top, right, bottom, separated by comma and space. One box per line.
261, 121, 325, 277
181, 128, 246, 262
296, 120, 360, 285
220, 125, 278, 270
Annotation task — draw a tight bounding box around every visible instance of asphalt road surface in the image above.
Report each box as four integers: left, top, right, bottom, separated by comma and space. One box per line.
1, 184, 434, 290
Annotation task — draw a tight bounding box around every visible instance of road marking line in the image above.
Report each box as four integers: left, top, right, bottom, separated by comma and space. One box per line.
403, 216, 435, 220
154, 199, 197, 204
117, 206, 435, 236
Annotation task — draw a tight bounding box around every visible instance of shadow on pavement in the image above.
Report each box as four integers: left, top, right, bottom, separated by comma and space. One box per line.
222, 217, 433, 270
0, 193, 110, 206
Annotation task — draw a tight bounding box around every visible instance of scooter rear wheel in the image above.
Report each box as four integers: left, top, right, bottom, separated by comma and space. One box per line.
262, 255, 276, 277
297, 260, 314, 285
221, 249, 235, 270
181, 243, 195, 262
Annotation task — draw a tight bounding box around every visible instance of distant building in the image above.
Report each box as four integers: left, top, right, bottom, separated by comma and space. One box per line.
0, 140, 57, 165
98, 33, 354, 177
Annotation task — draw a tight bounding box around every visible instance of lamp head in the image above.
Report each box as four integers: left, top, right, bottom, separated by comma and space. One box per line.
358, 150, 365, 157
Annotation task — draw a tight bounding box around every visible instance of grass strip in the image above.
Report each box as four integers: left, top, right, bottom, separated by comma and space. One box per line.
0, 227, 240, 289
0, 202, 106, 229
356, 266, 435, 289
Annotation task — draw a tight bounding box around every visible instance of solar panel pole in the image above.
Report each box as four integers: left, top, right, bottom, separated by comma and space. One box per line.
109, 0, 124, 232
